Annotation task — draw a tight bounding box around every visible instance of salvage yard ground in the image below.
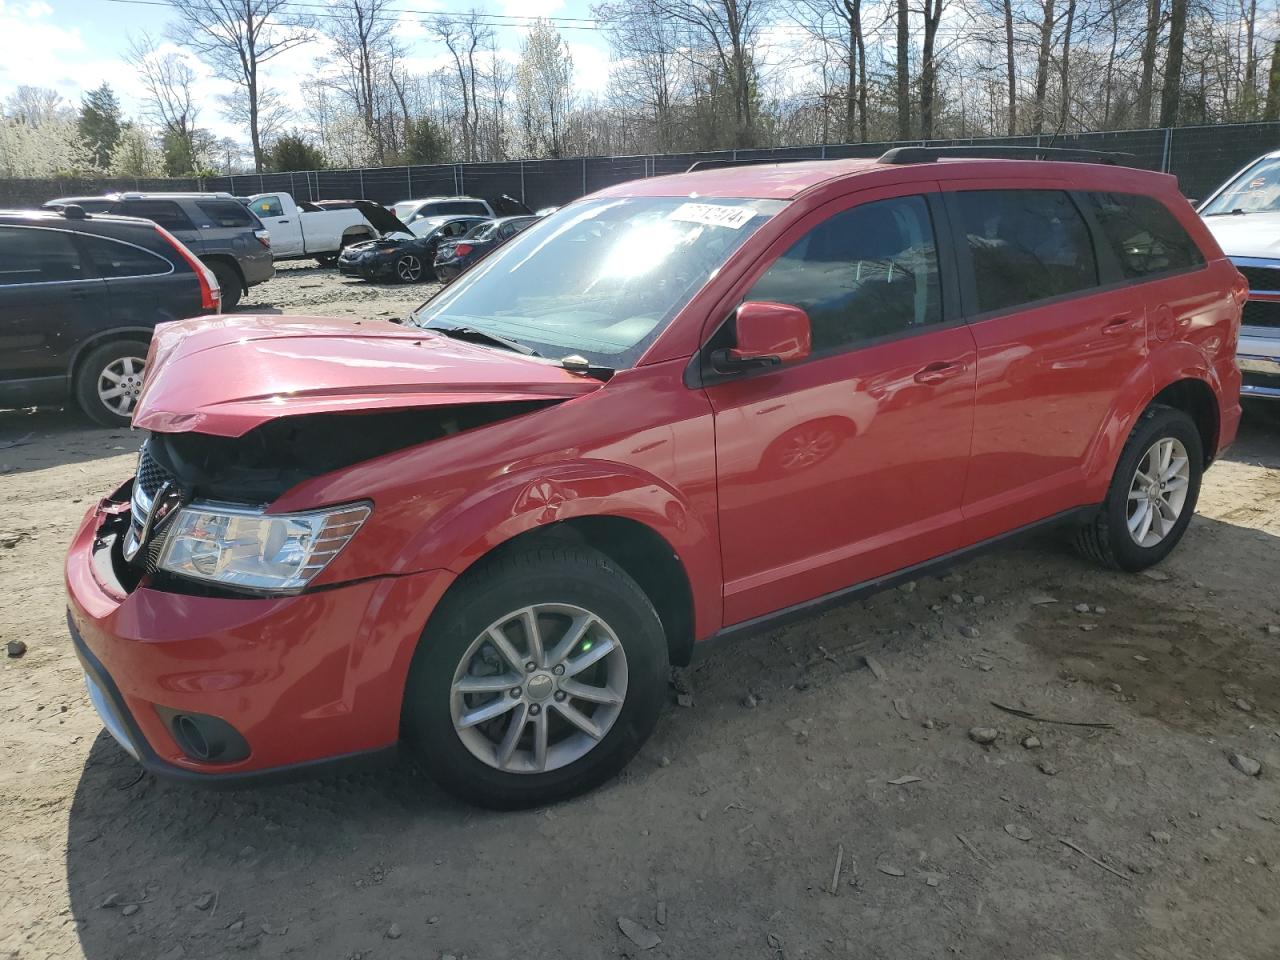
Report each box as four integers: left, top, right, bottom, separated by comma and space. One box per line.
3, 262, 1280, 960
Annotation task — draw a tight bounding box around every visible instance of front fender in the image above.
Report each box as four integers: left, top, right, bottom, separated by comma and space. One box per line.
395, 459, 723, 638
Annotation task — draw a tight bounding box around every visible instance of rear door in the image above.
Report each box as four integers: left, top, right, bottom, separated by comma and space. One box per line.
942, 183, 1150, 540
78, 231, 201, 324
246, 195, 302, 255
0, 224, 107, 387
705, 185, 978, 625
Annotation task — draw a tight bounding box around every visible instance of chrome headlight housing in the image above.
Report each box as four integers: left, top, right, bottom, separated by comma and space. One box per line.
157, 501, 371, 594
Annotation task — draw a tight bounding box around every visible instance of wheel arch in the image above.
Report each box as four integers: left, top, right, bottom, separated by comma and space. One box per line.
67, 327, 153, 383
199, 254, 246, 292
1149, 376, 1219, 467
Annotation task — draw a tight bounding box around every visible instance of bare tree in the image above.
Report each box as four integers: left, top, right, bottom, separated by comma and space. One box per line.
517, 18, 575, 157
896, 0, 911, 137
1159, 0, 1189, 123
126, 34, 201, 168
320, 0, 399, 164
919, 0, 947, 137
166, 0, 312, 172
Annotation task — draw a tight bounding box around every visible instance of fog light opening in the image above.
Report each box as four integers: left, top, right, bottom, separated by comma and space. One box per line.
173, 714, 211, 760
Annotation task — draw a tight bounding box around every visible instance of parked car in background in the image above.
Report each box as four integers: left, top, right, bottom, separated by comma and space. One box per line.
41, 192, 272, 310
389, 194, 530, 226
338, 214, 489, 283
66, 149, 1242, 809
244, 193, 393, 266
1198, 150, 1280, 399
433, 215, 540, 282
0, 207, 220, 426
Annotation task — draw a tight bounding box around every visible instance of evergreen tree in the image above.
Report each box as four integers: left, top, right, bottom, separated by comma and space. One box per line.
267, 132, 326, 171
78, 84, 122, 169
403, 117, 450, 164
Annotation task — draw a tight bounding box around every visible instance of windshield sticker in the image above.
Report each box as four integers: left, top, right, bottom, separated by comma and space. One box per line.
668, 202, 756, 229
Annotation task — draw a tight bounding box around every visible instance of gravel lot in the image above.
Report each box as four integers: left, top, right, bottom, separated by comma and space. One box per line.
3, 263, 1280, 960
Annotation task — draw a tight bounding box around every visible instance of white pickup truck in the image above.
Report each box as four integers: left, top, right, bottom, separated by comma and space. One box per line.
245, 193, 396, 264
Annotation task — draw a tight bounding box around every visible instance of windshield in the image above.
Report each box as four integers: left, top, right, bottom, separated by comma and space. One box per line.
467, 221, 501, 241
410, 196, 784, 367
1201, 156, 1280, 215
392, 201, 423, 222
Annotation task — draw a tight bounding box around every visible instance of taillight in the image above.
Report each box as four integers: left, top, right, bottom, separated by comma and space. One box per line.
453, 244, 472, 257
153, 224, 221, 313
255, 229, 271, 249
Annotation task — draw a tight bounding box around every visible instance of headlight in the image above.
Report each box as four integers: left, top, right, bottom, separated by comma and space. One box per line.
157, 501, 371, 593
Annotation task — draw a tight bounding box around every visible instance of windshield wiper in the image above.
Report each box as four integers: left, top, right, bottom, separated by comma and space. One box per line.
1204, 208, 1248, 217
429, 324, 540, 357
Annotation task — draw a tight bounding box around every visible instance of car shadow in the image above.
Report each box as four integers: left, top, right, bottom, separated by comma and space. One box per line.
0, 409, 139, 475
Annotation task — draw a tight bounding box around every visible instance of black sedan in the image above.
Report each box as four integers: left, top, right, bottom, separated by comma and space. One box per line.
338, 215, 490, 283
433, 215, 540, 283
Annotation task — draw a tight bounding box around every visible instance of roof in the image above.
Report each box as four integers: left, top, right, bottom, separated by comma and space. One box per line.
591, 155, 1179, 201
0, 209, 155, 229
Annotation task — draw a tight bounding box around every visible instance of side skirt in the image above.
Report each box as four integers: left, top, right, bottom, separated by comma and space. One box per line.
697, 505, 1099, 654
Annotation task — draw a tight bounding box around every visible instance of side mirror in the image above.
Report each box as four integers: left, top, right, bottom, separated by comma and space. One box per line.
713, 301, 812, 373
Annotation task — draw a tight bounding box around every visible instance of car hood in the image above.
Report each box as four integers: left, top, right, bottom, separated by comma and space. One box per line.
1201, 211, 1280, 261
133, 315, 602, 438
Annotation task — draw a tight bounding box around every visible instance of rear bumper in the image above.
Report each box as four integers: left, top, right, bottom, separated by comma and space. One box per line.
65, 492, 454, 785
239, 250, 276, 287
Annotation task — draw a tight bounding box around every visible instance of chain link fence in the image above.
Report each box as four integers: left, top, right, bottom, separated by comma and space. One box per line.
1, 122, 1275, 211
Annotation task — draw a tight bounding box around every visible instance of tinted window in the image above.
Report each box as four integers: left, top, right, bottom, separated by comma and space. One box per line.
952, 190, 1098, 314
197, 199, 255, 228
80, 235, 171, 278
249, 196, 284, 218
0, 226, 83, 284
430, 201, 488, 217
467, 222, 500, 241
1088, 192, 1204, 279
747, 195, 942, 351
114, 200, 195, 231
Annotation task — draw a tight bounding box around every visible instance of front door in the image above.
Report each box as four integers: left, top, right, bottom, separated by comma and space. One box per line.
247, 195, 302, 256
704, 187, 978, 626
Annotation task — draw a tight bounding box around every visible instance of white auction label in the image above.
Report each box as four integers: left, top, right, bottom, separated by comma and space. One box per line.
668, 202, 756, 229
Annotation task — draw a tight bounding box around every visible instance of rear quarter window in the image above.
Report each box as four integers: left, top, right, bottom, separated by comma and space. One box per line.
197, 200, 256, 228
112, 200, 196, 232
1086, 192, 1205, 279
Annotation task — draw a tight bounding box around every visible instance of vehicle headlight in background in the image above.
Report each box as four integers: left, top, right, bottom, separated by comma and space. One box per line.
157, 502, 371, 593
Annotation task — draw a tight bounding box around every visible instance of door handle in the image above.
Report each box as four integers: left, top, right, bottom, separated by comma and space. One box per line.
278, 219, 290, 223
913, 361, 965, 385
1102, 314, 1139, 335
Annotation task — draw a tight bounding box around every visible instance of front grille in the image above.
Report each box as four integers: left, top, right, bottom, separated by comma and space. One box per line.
1242, 300, 1280, 329
136, 446, 174, 499
126, 444, 183, 570
1237, 263, 1280, 294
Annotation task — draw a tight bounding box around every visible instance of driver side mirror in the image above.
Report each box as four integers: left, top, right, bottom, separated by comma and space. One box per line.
713, 301, 812, 373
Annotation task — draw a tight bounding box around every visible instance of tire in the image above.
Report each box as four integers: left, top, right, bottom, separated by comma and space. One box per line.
403, 543, 668, 809
208, 261, 242, 310
315, 253, 338, 267
394, 252, 424, 283
1074, 404, 1203, 571
73, 340, 149, 428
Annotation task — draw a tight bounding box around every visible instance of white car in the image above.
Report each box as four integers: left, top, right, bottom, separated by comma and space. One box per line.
245, 193, 388, 264
390, 194, 531, 229
1199, 151, 1280, 399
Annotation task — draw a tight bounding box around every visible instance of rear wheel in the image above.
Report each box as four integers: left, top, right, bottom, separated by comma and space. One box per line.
1074, 404, 1203, 571
394, 252, 424, 283
403, 543, 667, 809
74, 340, 149, 428
207, 261, 242, 310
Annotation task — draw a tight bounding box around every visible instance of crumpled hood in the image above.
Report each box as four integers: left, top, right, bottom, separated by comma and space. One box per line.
133, 315, 602, 438
1201, 211, 1280, 261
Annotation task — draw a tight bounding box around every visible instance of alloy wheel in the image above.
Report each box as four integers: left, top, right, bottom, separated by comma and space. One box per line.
449, 603, 628, 774
97, 355, 147, 418
1126, 436, 1191, 547
397, 254, 422, 282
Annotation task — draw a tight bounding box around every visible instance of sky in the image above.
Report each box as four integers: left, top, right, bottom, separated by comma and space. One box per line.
0, 0, 617, 142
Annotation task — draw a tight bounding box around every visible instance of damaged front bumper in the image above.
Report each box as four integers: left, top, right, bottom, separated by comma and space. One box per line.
65, 485, 455, 786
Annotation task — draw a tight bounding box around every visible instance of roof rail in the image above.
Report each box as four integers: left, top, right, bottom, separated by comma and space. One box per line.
877, 145, 1135, 166
686, 156, 820, 173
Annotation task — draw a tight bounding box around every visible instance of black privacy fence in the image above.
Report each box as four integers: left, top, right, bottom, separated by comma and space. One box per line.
2, 122, 1275, 212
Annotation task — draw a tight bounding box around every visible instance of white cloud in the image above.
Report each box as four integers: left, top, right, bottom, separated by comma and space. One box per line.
500, 0, 564, 17
567, 40, 611, 95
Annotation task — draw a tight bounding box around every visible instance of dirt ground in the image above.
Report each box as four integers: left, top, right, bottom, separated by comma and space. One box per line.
3, 263, 1280, 960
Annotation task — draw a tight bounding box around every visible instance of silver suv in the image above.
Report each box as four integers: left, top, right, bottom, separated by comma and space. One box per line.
1198, 153, 1280, 400
43, 192, 275, 309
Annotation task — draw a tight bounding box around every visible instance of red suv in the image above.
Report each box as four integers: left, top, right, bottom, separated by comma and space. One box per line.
66, 149, 1244, 808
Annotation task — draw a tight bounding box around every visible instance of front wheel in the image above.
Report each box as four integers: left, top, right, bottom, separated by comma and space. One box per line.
1074, 404, 1203, 571
394, 253, 424, 283
403, 543, 667, 809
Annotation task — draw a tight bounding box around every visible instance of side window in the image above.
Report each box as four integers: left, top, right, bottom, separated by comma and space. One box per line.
0, 226, 84, 284
746, 195, 942, 352
1087, 192, 1205, 279
80, 235, 170, 278
115, 200, 195, 232
951, 190, 1098, 314
250, 196, 284, 219
197, 200, 256, 228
